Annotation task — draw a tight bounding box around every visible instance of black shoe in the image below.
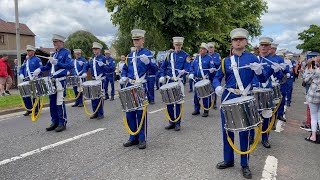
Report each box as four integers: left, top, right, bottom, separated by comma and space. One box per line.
55, 125, 66, 132
202, 112, 209, 117
72, 104, 79, 107
242, 166, 252, 179
213, 105, 217, 109
216, 161, 234, 169
156, 88, 159, 90
165, 124, 175, 130
149, 101, 155, 104
272, 123, 276, 130
77, 104, 84, 107
189, 90, 193, 93
123, 140, 139, 147
138, 141, 146, 149
110, 96, 114, 101
90, 115, 98, 119
277, 116, 286, 122
97, 116, 104, 120
287, 104, 291, 107
1, 93, 5, 96
105, 96, 109, 100
23, 111, 32, 116
192, 111, 200, 115
174, 126, 181, 131
5, 90, 11, 95
261, 140, 271, 148
249, 136, 254, 145
46, 123, 59, 131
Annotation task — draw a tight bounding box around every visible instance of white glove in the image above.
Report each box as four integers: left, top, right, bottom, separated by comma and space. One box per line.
121, 77, 128, 82
271, 63, 281, 73
33, 68, 41, 76
286, 73, 290, 78
178, 69, 186, 75
159, 77, 165, 83
209, 68, 216, 73
98, 61, 105, 67
119, 78, 125, 85
19, 74, 24, 80
49, 57, 58, 65
140, 54, 150, 65
78, 61, 84, 66
81, 73, 87, 78
249, 62, 263, 75
280, 63, 287, 70
189, 74, 194, 79
215, 86, 224, 97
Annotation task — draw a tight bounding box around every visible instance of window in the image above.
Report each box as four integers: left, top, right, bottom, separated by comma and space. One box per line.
0, 35, 4, 44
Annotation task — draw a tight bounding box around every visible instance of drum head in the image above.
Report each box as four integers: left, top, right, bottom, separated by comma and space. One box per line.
160, 82, 179, 90
272, 82, 280, 87
252, 88, 272, 93
18, 81, 29, 86
222, 96, 254, 105
83, 80, 100, 86
194, 79, 210, 88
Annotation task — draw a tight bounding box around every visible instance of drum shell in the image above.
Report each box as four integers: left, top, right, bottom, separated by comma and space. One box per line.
82, 80, 102, 100
118, 84, 148, 112
159, 82, 184, 105
18, 81, 32, 97
272, 83, 282, 101
31, 77, 56, 97
221, 96, 260, 132
194, 79, 214, 98
251, 88, 274, 110
66, 76, 80, 87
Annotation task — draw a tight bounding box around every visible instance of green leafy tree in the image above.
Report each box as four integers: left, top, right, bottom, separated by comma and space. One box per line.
65, 30, 108, 59
106, 0, 267, 57
296, 25, 320, 52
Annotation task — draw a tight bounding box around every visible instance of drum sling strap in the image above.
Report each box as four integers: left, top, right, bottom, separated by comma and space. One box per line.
169, 52, 185, 98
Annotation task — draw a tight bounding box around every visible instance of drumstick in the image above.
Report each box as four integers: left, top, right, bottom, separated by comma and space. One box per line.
236, 63, 268, 70
127, 55, 154, 59
36, 55, 50, 59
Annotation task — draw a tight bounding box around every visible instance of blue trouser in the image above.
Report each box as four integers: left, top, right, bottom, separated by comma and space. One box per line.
182, 74, 186, 85
250, 116, 271, 141
167, 104, 182, 126
127, 82, 148, 142
194, 80, 211, 113
73, 86, 83, 105
23, 96, 39, 113
92, 79, 105, 117
286, 78, 294, 105
49, 80, 67, 126
277, 83, 287, 117
189, 78, 193, 91
155, 72, 161, 89
104, 74, 114, 98
147, 76, 155, 102
221, 108, 250, 166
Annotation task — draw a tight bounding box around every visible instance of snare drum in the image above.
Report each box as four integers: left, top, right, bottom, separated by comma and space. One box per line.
251, 88, 274, 111
159, 82, 184, 104
66, 76, 80, 87
118, 84, 148, 112
18, 81, 32, 97
194, 79, 214, 98
221, 96, 260, 132
31, 77, 56, 97
272, 82, 282, 103
82, 80, 102, 100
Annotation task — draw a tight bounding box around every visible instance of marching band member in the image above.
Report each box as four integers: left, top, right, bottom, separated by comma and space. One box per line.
115, 55, 126, 89
121, 29, 157, 149
71, 49, 87, 107
159, 37, 190, 131
213, 28, 270, 179
33, 34, 73, 132
249, 37, 284, 148
285, 54, 296, 107
207, 42, 221, 109
189, 43, 214, 117
147, 51, 157, 104
19, 45, 42, 116
104, 50, 115, 101
188, 54, 197, 92
82, 42, 107, 120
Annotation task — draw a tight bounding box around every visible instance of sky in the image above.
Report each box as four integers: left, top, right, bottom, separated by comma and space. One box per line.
0, 0, 319, 53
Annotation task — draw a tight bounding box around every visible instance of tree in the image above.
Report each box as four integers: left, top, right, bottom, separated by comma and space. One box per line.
296, 25, 320, 52
65, 30, 108, 59
105, 0, 267, 57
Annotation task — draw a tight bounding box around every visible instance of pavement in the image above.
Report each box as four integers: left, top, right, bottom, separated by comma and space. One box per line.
0, 78, 319, 180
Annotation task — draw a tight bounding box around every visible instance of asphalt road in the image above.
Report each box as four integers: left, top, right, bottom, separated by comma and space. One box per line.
0, 79, 319, 180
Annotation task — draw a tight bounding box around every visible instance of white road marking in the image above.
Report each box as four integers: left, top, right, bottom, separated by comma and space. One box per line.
0, 128, 106, 166
149, 108, 165, 114
261, 155, 278, 180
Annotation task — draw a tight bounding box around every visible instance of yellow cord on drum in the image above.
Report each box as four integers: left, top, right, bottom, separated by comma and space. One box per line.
83, 98, 103, 116
199, 95, 215, 111
31, 97, 44, 122
20, 96, 34, 111
226, 117, 263, 155
66, 88, 81, 101
122, 101, 148, 135
164, 103, 184, 123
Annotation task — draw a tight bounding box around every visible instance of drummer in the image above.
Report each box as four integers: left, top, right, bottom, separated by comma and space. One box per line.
33, 34, 73, 132
104, 49, 115, 101
71, 49, 87, 107
189, 43, 215, 117
249, 37, 284, 148
18, 45, 42, 116
212, 28, 270, 179
207, 42, 221, 109
159, 37, 190, 131
120, 29, 157, 149
82, 42, 107, 120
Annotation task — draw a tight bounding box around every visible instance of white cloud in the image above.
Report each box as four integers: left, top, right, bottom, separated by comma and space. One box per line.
0, 0, 117, 48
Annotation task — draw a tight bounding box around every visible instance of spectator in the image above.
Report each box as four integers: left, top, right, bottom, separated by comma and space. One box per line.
4, 56, 13, 95
115, 55, 126, 89
0, 54, 9, 96
13, 59, 18, 87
